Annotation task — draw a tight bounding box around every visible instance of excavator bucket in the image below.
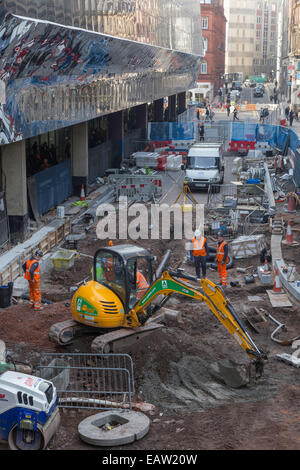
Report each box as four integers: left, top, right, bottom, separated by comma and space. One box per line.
209, 359, 259, 388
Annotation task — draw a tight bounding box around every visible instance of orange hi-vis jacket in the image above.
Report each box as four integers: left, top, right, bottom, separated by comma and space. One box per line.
192, 237, 207, 257
216, 241, 228, 263
24, 258, 40, 283
136, 271, 149, 290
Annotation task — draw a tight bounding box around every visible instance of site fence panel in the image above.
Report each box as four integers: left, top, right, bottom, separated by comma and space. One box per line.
38, 353, 135, 411
148, 122, 195, 141
108, 174, 163, 201
231, 122, 257, 141
195, 122, 228, 144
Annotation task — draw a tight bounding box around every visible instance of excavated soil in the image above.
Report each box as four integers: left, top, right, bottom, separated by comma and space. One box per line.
1, 227, 300, 451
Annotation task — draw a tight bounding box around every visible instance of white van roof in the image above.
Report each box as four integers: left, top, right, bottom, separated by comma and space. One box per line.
188, 147, 221, 157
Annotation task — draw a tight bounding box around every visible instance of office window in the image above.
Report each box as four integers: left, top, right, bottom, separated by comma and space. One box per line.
256, 30, 261, 39
201, 62, 207, 74
202, 17, 209, 29
257, 16, 261, 23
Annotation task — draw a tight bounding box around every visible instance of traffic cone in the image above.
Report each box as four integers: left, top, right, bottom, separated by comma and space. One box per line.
283, 220, 299, 246
286, 193, 296, 213
263, 260, 270, 272
80, 184, 86, 201
272, 268, 282, 294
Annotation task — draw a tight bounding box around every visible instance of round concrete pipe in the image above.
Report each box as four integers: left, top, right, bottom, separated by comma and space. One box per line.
78, 410, 150, 447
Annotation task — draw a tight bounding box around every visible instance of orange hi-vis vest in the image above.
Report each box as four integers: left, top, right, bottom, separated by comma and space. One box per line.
192, 237, 207, 257
104, 256, 115, 281
136, 271, 149, 290
216, 241, 228, 263
24, 258, 40, 282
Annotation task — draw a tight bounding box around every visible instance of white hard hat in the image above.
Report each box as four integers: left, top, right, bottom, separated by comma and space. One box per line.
194, 229, 201, 238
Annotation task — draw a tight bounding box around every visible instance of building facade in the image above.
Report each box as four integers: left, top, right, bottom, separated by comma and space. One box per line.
190, 0, 226, 103
288, 0, 300, 111
0, 0, 203, 243
225, 0, 279, 79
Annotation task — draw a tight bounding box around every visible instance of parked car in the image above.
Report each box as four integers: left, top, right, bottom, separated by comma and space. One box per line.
249, 79, 257, 88
256, 84, 265, 93
254, 87, 264, 98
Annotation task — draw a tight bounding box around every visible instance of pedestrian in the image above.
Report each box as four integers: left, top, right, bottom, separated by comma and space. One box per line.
190, 229, 209, 279
273, 93, 278, 104
226, 103, 230, 117
209, 109, 215, 123
22, 250, 43, 310
289, 109, 295, 127
259, 108, 265, 123
264, 107, 269, 122
205, 106, 210, 122
198, 122, 205, 141
285, 105, 290, 120
233, 107, 239, 121
215, 231, 229, 286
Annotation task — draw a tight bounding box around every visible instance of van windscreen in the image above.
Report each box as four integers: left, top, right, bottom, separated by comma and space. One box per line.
187, 156, 219, 169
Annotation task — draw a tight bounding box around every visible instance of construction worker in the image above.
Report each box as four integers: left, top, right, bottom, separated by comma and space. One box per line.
23, 250, 43, 310
91, 240, 114, 280
136, 271, 149, 299
190, 229, 208, 279
216, 231, 229, 286
104, 240, 115, 281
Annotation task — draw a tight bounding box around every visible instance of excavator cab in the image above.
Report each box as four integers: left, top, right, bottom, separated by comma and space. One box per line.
93, 244, 153, 313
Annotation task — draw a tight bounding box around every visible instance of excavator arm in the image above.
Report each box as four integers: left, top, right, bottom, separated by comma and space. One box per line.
125, 269, 266, 364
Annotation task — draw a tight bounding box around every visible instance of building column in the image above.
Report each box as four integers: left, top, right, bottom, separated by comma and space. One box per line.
154, 98, 164, 122
177, 92, 186, 115
1, 140, 28, 242
135, 103, 148, 139
71, 121, 89, 197
168, 94, 177, 122
108, 110, 124, 168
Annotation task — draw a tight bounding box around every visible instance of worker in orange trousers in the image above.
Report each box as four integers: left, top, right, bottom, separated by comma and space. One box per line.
216, 231, 229, 286
23, 250, 43, 310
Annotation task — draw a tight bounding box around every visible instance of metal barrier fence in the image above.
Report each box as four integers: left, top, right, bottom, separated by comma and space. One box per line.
207, 183, 238, 210
195, 121, 231, 144
108, 174, 163, 201
38, 353, 135, 411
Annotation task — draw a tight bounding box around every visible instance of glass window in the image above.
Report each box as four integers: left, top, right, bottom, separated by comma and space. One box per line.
94, 250, 126, 304
202, 17, 209, 29
127, 257, 151, 309
201, 62, 207, 74
25, 127, 71, 177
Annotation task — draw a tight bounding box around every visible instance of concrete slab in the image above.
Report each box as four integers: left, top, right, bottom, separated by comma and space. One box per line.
248, 296, 264, 302
276, 353, 300, 368
78, 410, 150, 446
267, 290, 293, 308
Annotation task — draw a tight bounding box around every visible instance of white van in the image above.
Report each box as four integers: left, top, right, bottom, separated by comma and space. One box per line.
184, 143, 224, 192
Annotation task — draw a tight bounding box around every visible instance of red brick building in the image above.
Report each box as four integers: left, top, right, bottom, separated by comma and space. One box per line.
198, 0, 227, 101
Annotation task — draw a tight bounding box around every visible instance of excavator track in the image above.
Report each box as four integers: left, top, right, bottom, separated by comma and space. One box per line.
91, 322, 164, 353
48, 319, 165, 352
48, 319, 97, 345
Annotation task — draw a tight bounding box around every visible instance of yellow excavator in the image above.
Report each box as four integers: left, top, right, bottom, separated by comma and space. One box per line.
49, 244, 267, 382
